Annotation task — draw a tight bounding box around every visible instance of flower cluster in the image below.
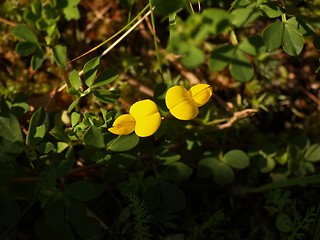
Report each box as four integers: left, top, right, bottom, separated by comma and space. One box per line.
108, 84, 212, 137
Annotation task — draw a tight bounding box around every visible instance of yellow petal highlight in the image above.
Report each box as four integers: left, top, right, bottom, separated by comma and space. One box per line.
188, 84, 213, 107
165, 85, 198, 120
135, 112, 161, 137
130, 99, 161, 137
169, 100, 199, 120
108, 114, 135, 135
165, 86, 190, 110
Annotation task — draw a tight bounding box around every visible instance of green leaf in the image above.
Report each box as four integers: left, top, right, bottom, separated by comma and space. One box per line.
0, 113, 23, 162
161, 162, 193, 182
44, 198, 66, 230
197, 157, 217, 179
71, 217, 101, 240
239, 35, 266, 55
180, 45, 205, 69
69, 69, 82, 90
305, 144, 320, 162
31, 47, 44, 70
201, 8, 230, 35
67, 98, 80, 113
50, 126, 70, 142
92, 88, 121, 104
275, 212, 293, 233
15, 41, 38, 56
71, 112, 80, 127
282, 23, 304, 56
12, 25, 39, 43
152, 0, 185, 16
92, 67, 118, 88
212, 162, 235, 185
63, 5, 80, 21
155, 148, 181, 165
36, 141, 54, 153
108, 134, 139, 152
83, 125, 105, 148
230, 49, 254, 82
53, 159, 74, 178
63, 180, 97, 201
26, 107, 49, 146
160, 180, 186, 212
64, 197, 87, 224
56, 142, 69, 153
258, 156, 276, 173
262, 21, 284, 52
223, 149, 250, 169
53, 45, 67, 67
210, 44, 236, 71
287, 17, 314, 36
260, 2, 284, 18
231, 7, 260, 27
83, 57, 100, 87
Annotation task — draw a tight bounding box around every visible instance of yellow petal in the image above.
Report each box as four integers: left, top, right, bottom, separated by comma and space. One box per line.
135, 112, 161, 137
188, 84, 213, 107
169, 100, 199, 120
108, 114, 135, 135
130, 99, 161, 137
165, 86, 189, 110
130, 99, 159, 121
165, 85, 199, 120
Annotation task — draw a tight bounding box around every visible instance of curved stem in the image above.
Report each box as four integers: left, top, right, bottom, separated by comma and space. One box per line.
68, 3, 151, 63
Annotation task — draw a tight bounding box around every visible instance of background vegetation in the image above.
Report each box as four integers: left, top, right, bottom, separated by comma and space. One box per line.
1, 0, 320, 239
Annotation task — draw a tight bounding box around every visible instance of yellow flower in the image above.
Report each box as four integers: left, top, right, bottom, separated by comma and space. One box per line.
130, 99, 161, 137
165, 84, 212, 120
108, 114, 135, 135
108, 99, 161, 137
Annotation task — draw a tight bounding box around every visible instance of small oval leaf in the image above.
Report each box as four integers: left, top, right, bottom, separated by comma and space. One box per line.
223, 149, 249, 169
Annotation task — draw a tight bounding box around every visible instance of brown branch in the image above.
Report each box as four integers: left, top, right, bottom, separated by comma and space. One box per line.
0, 17, 17, 27
217, 109, 258, 129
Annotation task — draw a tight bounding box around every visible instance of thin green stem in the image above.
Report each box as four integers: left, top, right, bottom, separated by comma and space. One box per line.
281, 13, 287, 23
128, 0, 135, 23
149, 0, 163, 75
246, 175, 320, 193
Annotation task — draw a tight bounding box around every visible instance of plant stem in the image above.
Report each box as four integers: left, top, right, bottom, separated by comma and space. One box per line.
149, 0, 163, 75
68, 3, 151, 63
281, 13, 287, 23
247, 175, 320, 193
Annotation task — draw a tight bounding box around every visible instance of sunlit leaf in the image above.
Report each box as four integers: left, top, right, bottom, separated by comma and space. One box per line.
305, 144, 320, 162
260, 2, 284, 18
108, 134, 139, 152
83, 57, 100, 87
282, 24, 304, 56
223, 149, 250, 169
262, 21, 284, 52
53, 45, 67, 67
12, 25, 39, 43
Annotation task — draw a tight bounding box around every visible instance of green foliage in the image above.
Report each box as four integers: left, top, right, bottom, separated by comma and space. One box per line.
2, 0, 320, 239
